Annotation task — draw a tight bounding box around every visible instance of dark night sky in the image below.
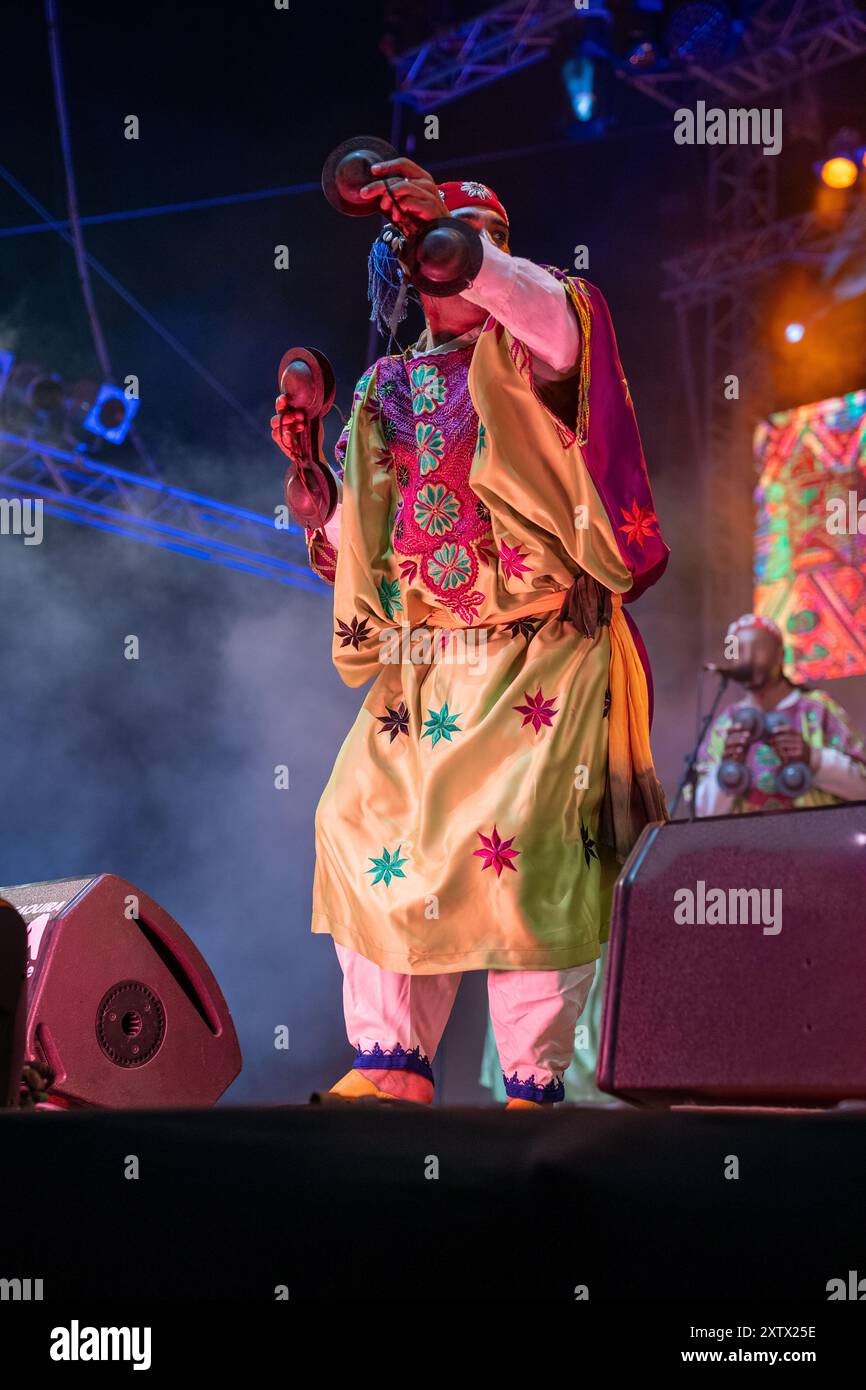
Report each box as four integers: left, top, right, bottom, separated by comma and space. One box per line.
2, 0, 702, 506
2, 0, 863, 503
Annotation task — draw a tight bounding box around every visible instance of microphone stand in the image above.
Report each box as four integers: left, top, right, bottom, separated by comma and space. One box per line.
669, 671, 732, 821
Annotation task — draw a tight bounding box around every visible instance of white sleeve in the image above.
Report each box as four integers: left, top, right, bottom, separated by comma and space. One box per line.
812, 747, 866, 801
694, 772, 736, 818
461, 238, 580, 375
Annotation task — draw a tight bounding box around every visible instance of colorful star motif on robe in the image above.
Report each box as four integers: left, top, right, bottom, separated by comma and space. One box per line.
474, 421, 488, 455
513, 688, 558, 733
474, 825, 520, 877
580, 822, 598, 868
366, 846, 409, 887
376, 702, 410, 742
476, 534, 497, 565
410, 364, 447, 416
422, 702, 462, 746
336, 615, 372, 650
505, 616, 540, 639
377, 577, 403, 621
498, 541, 533, 580
618, 500, 659, 549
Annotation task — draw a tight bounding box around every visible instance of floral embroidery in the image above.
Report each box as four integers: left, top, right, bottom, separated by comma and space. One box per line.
410, 363, 447, 416
428, 542, 472, 590
416, 423, 445, 475
354, 367, 375, 400
353, 1042, 433, 1081
377, 577, 402, 620
513, 688, 558, 733
460, 181, 492, 200
335, 366, 378, 470
398, 558, 418, 583
376, 702, 409, 742
379, 348, 488, 611
336, 616, 372, 650
580, 822, 598, 868
499, 541, 533, 581
619, 500, 659, 548
414, 483, 460, 537
366, 846, 409, 887
502, 1072, 564, 1104
422, 702, 461, 746
474, 826, 520, 877
448, 590, 485, 624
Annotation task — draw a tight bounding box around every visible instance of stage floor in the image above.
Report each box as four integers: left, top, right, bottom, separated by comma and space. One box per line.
2, 1101, 865, 1301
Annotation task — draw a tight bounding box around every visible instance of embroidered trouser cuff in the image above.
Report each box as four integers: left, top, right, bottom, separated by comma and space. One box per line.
335, 942, 596, 1102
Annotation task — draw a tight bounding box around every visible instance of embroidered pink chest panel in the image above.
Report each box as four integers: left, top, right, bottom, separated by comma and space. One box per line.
377, 345, 493, 622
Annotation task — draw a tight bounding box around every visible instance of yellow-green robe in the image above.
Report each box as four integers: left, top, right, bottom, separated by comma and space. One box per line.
310, 276, 668, 974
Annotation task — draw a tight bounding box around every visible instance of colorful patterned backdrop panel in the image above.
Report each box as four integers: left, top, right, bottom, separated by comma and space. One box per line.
753, 390, 866, 681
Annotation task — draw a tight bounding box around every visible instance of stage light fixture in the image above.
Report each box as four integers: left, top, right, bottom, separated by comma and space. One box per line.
820, 156, 859, 190
2, 362, 64, 423
627, 39, 660, 69
82, 383, 139, 446
784, 323, 805, 344
562, 52, 596, 122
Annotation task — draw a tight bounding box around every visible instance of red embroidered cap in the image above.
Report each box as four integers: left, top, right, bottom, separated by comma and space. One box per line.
437, 180, 509, 227
726, 613, 783, 645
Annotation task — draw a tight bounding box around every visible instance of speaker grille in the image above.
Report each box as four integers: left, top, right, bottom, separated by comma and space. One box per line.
96, 981, 165, 1067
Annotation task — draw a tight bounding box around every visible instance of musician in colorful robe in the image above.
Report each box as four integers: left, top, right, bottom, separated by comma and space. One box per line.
695, 613, 866, 817
273, 162, 669, 1107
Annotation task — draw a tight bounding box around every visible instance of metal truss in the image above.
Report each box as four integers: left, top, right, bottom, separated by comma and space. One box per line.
663, 145, 862, 648
392, 0, 866, 112
391, 0, 610, 111
0, 431, 321, 592
644, 0, 866, 649
620, 0, 866, 109
662, 205, 855, 310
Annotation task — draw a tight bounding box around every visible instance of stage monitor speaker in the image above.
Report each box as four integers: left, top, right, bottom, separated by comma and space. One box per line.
597, 801, 866, 1107
0, 898, 27, 1108
0, 874, 242, 1108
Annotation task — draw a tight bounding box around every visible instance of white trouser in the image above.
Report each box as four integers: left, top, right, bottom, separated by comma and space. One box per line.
335, 941, 596, 1103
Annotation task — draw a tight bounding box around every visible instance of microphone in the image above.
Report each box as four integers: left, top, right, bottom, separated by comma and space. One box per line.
702, 661, 754, 682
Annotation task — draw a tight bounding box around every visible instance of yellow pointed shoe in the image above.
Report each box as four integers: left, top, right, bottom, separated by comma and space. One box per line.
310, 1069, 428, 1106
505, 1098, 543, 1110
